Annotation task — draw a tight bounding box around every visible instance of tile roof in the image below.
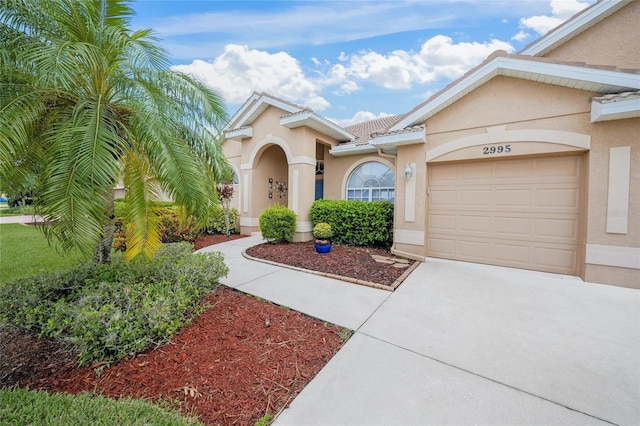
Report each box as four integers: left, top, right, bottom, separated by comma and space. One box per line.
342, 115, 403, 145
592, 90, 640, 103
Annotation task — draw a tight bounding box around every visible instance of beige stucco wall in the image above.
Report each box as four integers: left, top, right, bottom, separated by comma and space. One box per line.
394, 75, 639, 287
543, 1, 640, 69
224, 106, 341, 240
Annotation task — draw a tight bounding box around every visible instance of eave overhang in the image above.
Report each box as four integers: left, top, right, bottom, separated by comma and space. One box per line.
591, 93, 640, 122
281, 111, 354, 142
329, 144, 378, 157
370, 126, 426, 148
225, 126, 253, 140
391, 55, 640, 131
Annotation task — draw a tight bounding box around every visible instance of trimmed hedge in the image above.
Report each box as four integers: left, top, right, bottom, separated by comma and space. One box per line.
259, 204, 297, 244
309, 199, 394, 247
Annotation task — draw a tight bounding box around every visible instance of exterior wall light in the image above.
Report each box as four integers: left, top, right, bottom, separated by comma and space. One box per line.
404, 163, 413, 181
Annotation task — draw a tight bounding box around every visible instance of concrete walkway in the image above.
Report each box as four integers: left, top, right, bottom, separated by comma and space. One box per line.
0, 214, 42, 224
201, 237, 640, 425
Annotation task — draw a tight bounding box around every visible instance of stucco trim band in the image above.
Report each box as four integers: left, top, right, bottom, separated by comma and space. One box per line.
585, 244, 640, 270
426, 127, 591, 162
606, 146, 631, 234
394, 229, 425, 246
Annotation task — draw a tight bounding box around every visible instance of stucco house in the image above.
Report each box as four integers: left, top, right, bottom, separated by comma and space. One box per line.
222, 0, 639, 289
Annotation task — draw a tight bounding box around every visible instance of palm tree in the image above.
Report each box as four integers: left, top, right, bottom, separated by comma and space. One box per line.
0, 0, 229, 262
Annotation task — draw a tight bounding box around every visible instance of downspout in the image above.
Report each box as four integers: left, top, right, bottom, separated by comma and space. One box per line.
377, 148, 396, 160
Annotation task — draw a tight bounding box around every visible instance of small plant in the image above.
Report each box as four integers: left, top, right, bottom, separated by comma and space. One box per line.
312, 222, 333, 240
255, 413, 273, 426
259, 204, 297, 244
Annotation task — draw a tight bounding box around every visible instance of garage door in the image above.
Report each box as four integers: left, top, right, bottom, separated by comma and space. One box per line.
427, 155, 581, 275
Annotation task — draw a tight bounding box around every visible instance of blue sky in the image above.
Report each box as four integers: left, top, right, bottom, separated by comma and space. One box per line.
130, 0, 595, 126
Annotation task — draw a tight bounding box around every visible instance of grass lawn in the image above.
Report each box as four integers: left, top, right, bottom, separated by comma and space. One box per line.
0, 223, 85, 286
0, 388, 199, 425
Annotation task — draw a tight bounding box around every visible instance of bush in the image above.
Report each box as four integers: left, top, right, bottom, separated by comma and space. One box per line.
309, 199, 394, 247
0, 243, 228, 365
156, 208, 201, 244
112, 204, 201, 252
312, 222, 333, 239
259, 204, 296, 244
204, 204, 239, 235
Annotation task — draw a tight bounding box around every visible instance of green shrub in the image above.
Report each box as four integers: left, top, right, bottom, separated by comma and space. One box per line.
156, 208, 201, 244
259, 204, 297, 244
312, 222, 333, 239
204, 204, 239, 235
113, 200, 127, 218
0, 243, 228, 365
309, 199, 394, 247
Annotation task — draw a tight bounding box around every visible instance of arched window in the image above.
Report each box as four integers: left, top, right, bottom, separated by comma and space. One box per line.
346, 162, 395, 202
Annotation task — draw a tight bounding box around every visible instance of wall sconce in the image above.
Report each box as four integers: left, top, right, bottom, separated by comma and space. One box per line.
404, 163, 413, 181
275, 181, 287, 198
268, 178, 273, 198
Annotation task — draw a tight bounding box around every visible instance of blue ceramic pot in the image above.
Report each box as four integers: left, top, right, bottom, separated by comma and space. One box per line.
314, 242, 332, 254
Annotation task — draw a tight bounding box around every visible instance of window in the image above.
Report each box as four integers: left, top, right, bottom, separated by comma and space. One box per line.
346, 162, 395, 202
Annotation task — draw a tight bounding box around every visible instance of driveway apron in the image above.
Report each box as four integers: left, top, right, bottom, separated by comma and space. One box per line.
199, 238, 640, 425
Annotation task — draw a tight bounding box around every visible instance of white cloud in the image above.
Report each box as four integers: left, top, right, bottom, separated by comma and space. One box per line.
172, 44, 330, 110
328, 111, 394, 128
173, 33, 516, 116
329, 35, 514, 90
517, 0, 594, 37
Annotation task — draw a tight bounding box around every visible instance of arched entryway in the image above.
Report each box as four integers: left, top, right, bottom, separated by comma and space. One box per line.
251, 143, 289, 219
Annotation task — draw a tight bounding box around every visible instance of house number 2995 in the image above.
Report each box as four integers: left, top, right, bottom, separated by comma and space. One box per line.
482, 144, 511, 155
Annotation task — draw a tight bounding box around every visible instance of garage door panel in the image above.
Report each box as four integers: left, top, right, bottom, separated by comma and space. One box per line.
428, 237, 456, 257
535, 156, 580, 179
495, 159, 533, 179
493, 216, 531, 236
459, 215, 491, 233
494, 189, 533, 208
535, 188, 579, 209
459, 240, 491, 260
460, 189, 492, 208
429, 189, 457, 207
493, 243, 532, 267
428, 155, 581, 275
534, 217, 578, 240
533, 246, 576, 270
429, 214, 456, 232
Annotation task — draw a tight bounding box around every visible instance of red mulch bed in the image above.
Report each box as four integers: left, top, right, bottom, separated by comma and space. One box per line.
0, 233, 415, 425
246, 242, 417, 287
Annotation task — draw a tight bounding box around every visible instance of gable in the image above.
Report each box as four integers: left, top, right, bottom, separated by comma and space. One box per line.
425, 76, 593, 135
391, 54, 639, 131
520, 0, 629, 58
541, 0, 639, 69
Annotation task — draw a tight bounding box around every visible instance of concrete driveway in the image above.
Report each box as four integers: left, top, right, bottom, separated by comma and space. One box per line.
199, 237, 640, 425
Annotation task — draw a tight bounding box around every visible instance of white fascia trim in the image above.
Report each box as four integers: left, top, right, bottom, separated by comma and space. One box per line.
329, 144, 378, 156
280, 111, 354, 142
233, 96, 301, 129
591, 96, 640, 122
586, 244, 640, 270
391, 57, 640, 130
371, 127, 426, 148
227, 92, 261, 130
225, 127, 253, 140
520, 0, 627, 56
